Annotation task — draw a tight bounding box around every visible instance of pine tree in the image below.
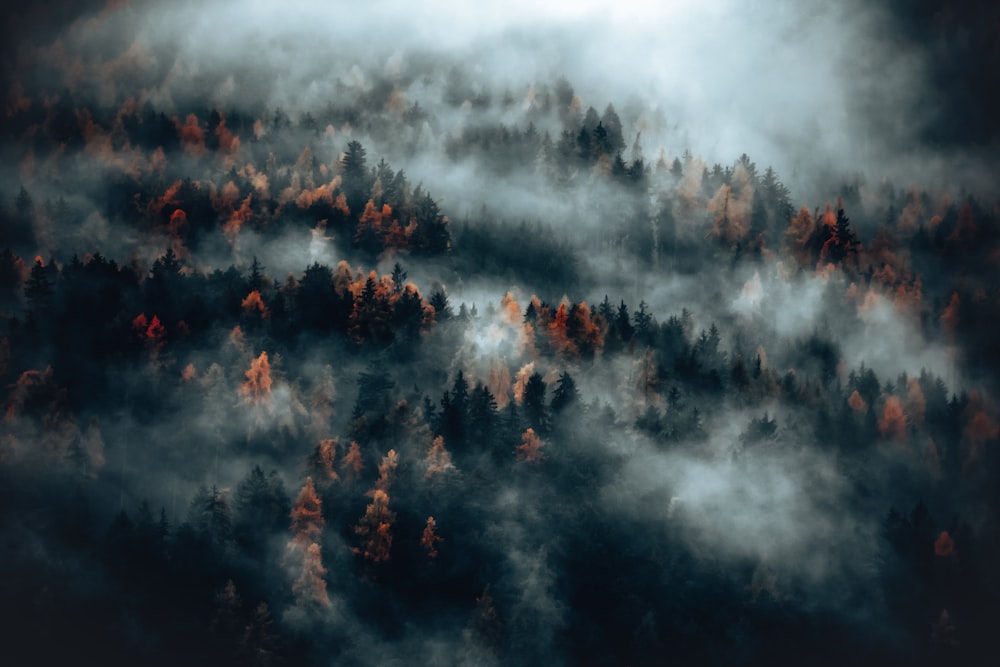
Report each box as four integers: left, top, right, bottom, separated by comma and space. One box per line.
468, 383, 498, 451
550, 371, 578, 414
390, 262, 407, 294
188, 485, 233, 553
441, 371, 469, 448
24, 258, 52, 312
831, 207, 858, 264
248, 256, 265, 292
342, 140, 369, 215
614, 300, 635, 346
523, 372, 548, 433
235, 465, 290, 548
411, 190, 450, 254
429, 289, 450, 320
633, 301, 653, 344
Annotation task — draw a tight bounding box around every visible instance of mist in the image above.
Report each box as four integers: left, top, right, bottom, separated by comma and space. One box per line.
2, 1, 999, 665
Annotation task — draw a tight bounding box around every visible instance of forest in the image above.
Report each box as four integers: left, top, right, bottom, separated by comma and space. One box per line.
1, 1, 999, 665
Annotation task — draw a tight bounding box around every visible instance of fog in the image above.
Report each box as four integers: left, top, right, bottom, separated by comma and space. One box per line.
7, 0, 997, 199
2, 1, 998, 665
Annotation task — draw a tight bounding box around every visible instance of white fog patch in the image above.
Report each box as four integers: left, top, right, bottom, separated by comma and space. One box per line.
849, 290, 960, 389
604, 430, 873, 584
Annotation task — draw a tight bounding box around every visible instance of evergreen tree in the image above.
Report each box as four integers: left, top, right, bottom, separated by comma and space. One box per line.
829, 207, 858, 264
235, 465, 290, 551
247, 256, 265, 292
615, 300, 635, 345
601, 103, 625, 155
633, 301, 653, 344
523, 372, 548, 433
24, 257, 53, 312
429, 289, 451, 320
550, 371, 579, 414
468, 383, 498, 453
390, 262, 407, 294
188, 485, 234, 555
410, 190, 450, 254
592, 121, 610, 157
441, 371, 470, 448
342, 140, 369, 215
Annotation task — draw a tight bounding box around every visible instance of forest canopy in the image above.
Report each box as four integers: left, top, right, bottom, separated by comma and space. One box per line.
1, 1, 999, 665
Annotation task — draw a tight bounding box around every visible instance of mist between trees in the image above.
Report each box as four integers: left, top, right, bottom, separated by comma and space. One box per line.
2, 1, 1000, 664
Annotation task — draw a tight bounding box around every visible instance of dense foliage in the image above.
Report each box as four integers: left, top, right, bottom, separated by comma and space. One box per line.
2, 4, 1000, 665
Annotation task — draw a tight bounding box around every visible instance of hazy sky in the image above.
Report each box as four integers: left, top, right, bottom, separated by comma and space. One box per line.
5, 0, 998, 199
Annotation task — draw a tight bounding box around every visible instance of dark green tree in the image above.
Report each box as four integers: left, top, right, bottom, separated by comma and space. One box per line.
615, 300, 635, 345
601, 103, 625, 155
550, 371, 579, 414
247, 256, 265, 292
24, 258, 53, 313
390, 262, 407, 294
523, 372, 548, 433
342, 140, 370, 216
429, 289, 451, 320
410, 190, 450, 254
633, 301, 654, 344
437, 372, 470, 451
468, 383, 499, 453
188, 485, 234, 555
234, 465, 290, 553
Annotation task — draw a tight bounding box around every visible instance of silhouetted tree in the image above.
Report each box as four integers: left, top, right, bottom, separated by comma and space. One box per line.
550, 371, 578, 415
342, 140, 369, 216
24, 258, 52, 313
522, 372, 548, 433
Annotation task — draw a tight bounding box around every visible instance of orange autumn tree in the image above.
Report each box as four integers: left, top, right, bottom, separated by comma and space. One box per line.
373, 448, 398, 493
545, 300, 605, 360
286, 477, 330, 609
290, 477, 324, 542
567, 301, 605, 359
499, 291, 521, 326
548, 302, 577, 358
307, 438, 340, 484
354, 488, 395, 563
354, 449, 399, 563
785, 207, 816, 266
934, 531, 956, 557
177, 113, 206, 156
241, 289, 268, 318
425, 435, 456, 479
878, 396, 908, 440
133, 313, 166, 358
848, 390, 867, 413
240, 351, 273, 408
345, 268, 433, 344
516, 427, 545, 463
354, 199, 396, 252
340, 440, 363, 481
222, 192, 253, 244
421, 516, 443, 558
